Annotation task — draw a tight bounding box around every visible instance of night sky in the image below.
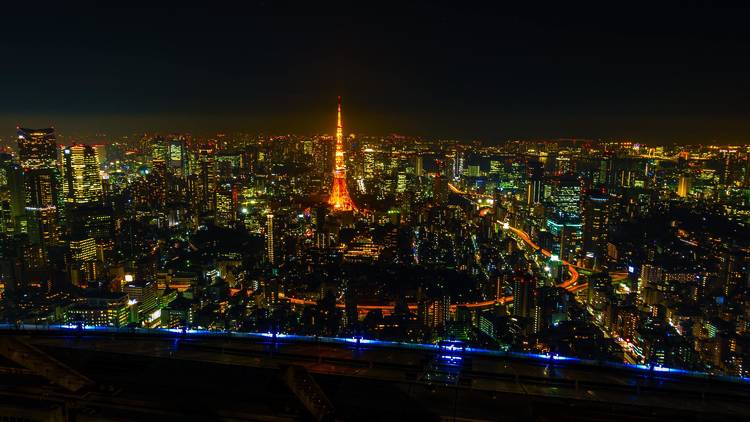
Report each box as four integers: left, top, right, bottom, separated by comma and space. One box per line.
2, 2, 750, 143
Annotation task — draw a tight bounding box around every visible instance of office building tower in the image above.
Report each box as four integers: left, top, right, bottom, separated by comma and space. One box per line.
415, 155, 424, 177
546, 213, 582, 263
150, 136, 169, 162
547, 174, 581, 217
92, 144, 107, 169
61, 144, 103, 204
582, 188, 609, 265
677, 174, 692, 198
527, 176, 543, 205
68, 236, 98, 286
123, 280, 159, 314
418, 295, 450, 328
215, 185, 236, 227
452, 149, 465, 180
24, 168, 61, 246
363, 147, 376, 179
266, 213, 275, 265
0, 156, 25, 235
168, 136, 188, 175
195, 145, 217, 211
17, 127, 57, 170
513, 272, 535, 319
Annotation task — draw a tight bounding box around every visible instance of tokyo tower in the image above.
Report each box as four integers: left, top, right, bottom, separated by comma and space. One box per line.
328, 96, 355, 211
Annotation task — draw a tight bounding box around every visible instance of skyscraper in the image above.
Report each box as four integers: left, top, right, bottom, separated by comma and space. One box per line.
266, 213, 275, 265
150, 136, 169, 162
17, 127, 57, 170
513, 272, 535, 319
363, 147, 376, 179
415, 155, 424, 177
0, 156, 25, 235
526, 160, 544, 205
68, 236, 98, 286
328, 97, 355, 212
17, 127, 61, 244
24, 168, 61, 246
452, 149, 465, 180
92, 144, 107, 169
195, 145, 217, 211
677, 174, 692, 198
582, 188, 609, 267
546, 174, 581, 218
168, 136, 188, 175
61, 144, 103, 204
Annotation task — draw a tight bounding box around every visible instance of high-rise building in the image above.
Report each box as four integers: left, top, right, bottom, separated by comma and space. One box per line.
24, 168, 61, 246
0, 156, 25, 235
527, 177, 543, 205
17, 127, 56, 170
150, 136, 169, 162
61, 144, 103, 204
266, 213, 275, 265
677, 174, 692, 198
123, 280, 158, 315
639, 264, 663, 302
168, 136, 188, 175
546, 213, 582, 263
525, 159, 544, 205
432, 174, 448, 205
594, 156, 612, 187
328, 97, 355, 212
532, 287, 569, 334
418, 295, 450, 328
452, 149, 465, 180
91, 144, 107, 169
68, 236, 98, 286
396, 172, 407, 193
546, 174, 581, 217
513, 272, 535, 319
720, 148, 739, 186
69, 236, 97, 262
363, 147, 376, 179
415, 155, 424, 177
195, 145, 217, 211
215, 185, 236, 227
582, 188, 609, 265
69, 204, 113, 240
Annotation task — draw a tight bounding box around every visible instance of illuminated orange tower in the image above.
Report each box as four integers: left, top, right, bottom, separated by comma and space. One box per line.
328, 96, 355, 211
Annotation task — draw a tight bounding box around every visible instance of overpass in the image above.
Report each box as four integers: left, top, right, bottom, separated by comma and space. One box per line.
0, 328, 747, 421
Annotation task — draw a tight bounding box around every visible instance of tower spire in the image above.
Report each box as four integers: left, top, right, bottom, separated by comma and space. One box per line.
337, 96, 342, 129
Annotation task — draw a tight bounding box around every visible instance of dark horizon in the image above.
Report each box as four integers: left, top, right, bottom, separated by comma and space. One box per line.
2, 2, 750, 143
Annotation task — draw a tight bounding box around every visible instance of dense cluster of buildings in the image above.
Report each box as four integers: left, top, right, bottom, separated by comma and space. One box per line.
1, 101, 750, 378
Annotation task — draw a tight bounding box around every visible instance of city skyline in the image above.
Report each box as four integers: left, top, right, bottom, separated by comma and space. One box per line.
2, 3, 750, 143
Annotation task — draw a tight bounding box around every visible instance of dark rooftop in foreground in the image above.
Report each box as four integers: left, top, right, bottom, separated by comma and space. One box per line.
0, 328, 747, 421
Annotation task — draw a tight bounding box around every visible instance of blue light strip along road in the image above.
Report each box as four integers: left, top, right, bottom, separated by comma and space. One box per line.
2, 323, 748, 385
